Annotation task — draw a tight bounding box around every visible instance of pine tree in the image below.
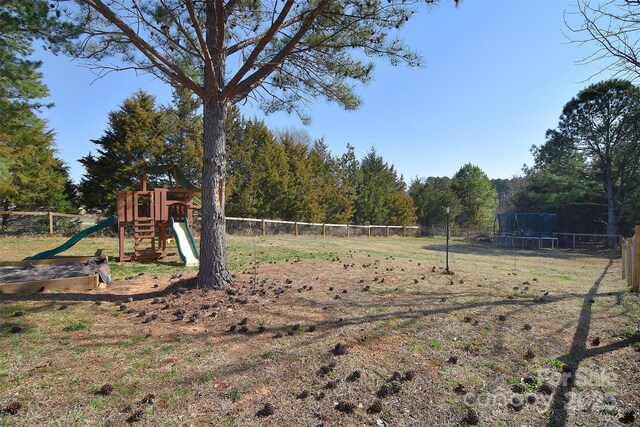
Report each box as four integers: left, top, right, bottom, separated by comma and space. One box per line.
165, 86, 204, 185
310, 140, 354, 223
409, 177, 461, 229
353, 147, 415, 225
0, 0, 76, 225
78, 91, 171, 213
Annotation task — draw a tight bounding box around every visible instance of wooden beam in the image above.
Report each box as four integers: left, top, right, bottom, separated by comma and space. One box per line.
0, 274, 99, 294
0, 256, 105, 267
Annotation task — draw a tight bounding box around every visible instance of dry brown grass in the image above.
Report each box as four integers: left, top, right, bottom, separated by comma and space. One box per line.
0, 236, 639, 426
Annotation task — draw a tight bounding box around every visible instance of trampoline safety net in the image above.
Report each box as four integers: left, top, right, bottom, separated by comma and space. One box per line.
495, 213, 557, 238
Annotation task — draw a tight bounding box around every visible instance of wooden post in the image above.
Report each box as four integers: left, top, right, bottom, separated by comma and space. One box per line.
48, 211, 53, 234
634, 226, 640, 292
347, 224, 350, 238
403, 226, 406, 238
119, 222, 126, 262
322, 224, 326, 238
295, 221, 298, 237
386, 226, 389, 237
631, 238, 635, 290
262, 219, 266, 236
621, 239, 627, 280
368, 226, 371, 238
627, 240, 633, 290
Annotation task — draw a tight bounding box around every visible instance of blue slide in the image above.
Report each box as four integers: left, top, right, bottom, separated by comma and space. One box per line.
27, 215, 117, 260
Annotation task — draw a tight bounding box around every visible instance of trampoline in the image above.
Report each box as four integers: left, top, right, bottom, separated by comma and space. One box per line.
494, 212, 558, 249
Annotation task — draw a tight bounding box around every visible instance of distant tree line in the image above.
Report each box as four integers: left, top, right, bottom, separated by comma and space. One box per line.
17, 81, 640, 237
78, 91, 418, 226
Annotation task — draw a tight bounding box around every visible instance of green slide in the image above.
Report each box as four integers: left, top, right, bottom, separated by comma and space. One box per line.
27, 215, 118, 260
170, 217, 199, 266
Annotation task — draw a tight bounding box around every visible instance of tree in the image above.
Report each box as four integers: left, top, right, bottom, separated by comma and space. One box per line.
59, 0, 458, 288
309, 140, 355, 223
451, 164, 496, 229
573, 0, 640, 81
165, 86, 204, 185
353, 147, 415, 225
1, 1, 76, 124
0, 114, 74, 225
491, 177, 526, 213
409, 176, 461, 229
555, 79, 640, 243
78, 91, 172, 212
0, 1, 77, 225
514, 130, 601, 233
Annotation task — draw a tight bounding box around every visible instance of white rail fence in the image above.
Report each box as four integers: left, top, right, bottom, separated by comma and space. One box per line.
0, 211, 420, 238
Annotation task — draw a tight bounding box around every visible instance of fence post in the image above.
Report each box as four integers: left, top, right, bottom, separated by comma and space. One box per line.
403, 226, 406, 238
262, 219, 266, 236
295, 222, 298, 237
621, 239, 627, 280
386, 226, 389, 237
48, 211, 53, 234
322, 224, 326, 238
368, 226, 371, 238
628, 239, 633, 290
347, 224, 350, 238
631, 225, 640, 292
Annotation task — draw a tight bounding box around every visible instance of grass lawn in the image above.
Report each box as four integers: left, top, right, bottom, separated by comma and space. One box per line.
0, 235, 638, 426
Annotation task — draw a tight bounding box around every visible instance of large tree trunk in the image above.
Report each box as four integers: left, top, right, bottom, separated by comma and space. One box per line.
198, 0, 232, 289
605, 166, 617, 248
198, 96, 232, 288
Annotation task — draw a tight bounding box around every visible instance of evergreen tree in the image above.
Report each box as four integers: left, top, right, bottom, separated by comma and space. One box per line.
279, 130, 323, 221
0, 0, 76, 223
491, 177, 527, 213
353, 147, 415, 225
165, 86, 203, 185
557, 80, 640, 242
226, 118, 291, 219
78, 91, 171, 213
409, 177, 461, 229
0, 114, 73, 220
514, 130, 603, 233
310, 140, 355, 223
451, 164, 497, 229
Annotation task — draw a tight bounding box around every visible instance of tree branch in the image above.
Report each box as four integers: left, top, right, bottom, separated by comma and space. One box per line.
222, 0, 297, 98
227, 0, 329, 102
80, 0, 203, 97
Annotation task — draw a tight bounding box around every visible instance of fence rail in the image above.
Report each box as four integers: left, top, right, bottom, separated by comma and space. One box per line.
0, 211, 419, 238
224, 216, 418, 237
0, 211, 104, 235
621, 226, 640, 292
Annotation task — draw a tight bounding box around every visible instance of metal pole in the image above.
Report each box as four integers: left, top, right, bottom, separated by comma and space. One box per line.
446, 207, 450, 274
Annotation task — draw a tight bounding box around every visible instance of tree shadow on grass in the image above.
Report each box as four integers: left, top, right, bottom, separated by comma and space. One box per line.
421, 240, 619, 261
544, 260, 639, 427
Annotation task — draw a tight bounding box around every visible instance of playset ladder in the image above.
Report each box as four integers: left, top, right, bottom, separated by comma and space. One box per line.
132, 191, 158, 259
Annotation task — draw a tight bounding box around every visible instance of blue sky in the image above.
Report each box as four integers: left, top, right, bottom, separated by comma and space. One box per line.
36, 0, 614, 184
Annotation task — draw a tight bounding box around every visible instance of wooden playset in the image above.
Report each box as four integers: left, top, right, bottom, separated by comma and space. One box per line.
116, 165, 200, 262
